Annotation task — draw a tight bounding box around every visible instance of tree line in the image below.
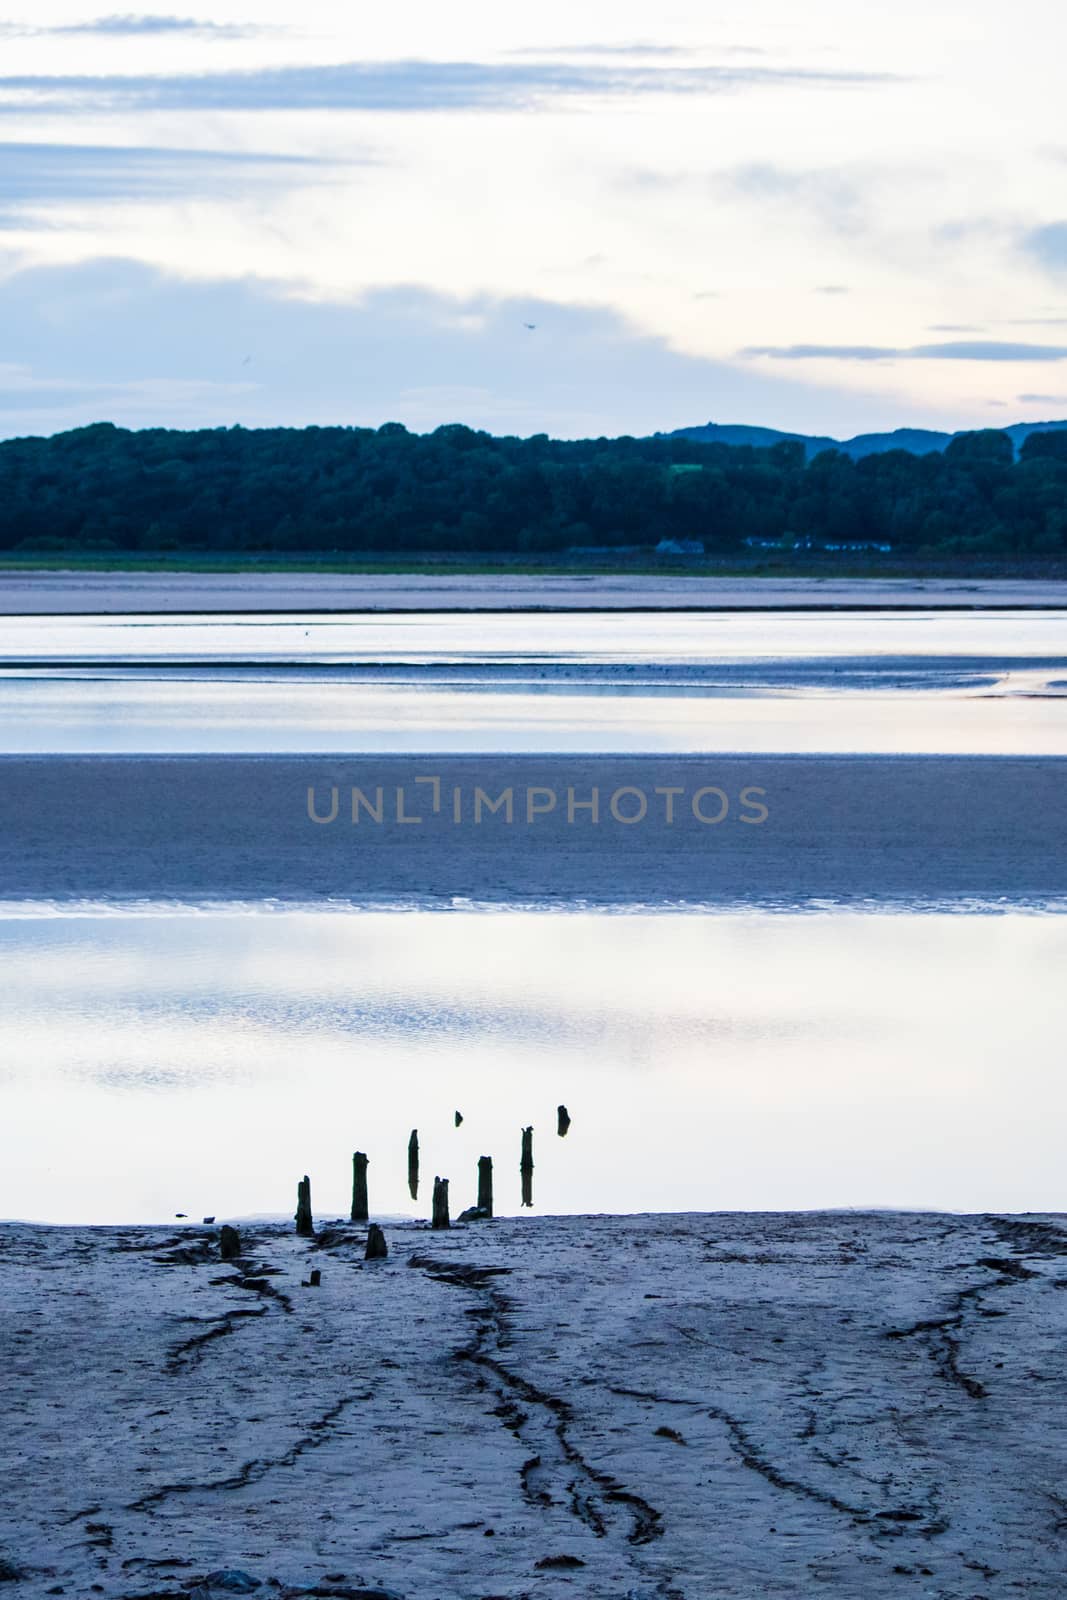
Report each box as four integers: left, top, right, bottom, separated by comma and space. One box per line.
1, 419, 1065, 559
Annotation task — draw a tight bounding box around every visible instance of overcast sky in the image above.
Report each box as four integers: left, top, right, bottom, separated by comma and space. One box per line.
2, 0, 1067, 439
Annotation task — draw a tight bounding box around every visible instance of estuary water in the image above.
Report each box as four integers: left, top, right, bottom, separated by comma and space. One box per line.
2, 910, 1065, 1224
0, 608, 1065, 753
0, 607, 1064, 1222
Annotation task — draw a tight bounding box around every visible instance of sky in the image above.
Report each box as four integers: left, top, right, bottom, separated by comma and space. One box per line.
1, 0, 1067, 439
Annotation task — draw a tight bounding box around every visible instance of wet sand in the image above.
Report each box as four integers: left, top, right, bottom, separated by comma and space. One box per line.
2, 1210, 1065, 1599
1, 753, 1064, 907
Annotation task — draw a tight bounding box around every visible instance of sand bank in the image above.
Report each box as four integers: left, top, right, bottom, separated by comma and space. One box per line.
1, 1210, 1065, 1598
0, 754, 1064, 907
4, 570, 1067, 613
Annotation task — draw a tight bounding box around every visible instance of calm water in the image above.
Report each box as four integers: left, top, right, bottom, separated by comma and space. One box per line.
2, 608, 1066, 664
1, 608, 1064, 1221
1, 911, 1064, 1224
1, 609, 1065, 752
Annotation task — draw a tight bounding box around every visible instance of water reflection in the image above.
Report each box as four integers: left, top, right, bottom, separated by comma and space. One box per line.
1, 910, 1063, 1222
2, 609, 1066, 664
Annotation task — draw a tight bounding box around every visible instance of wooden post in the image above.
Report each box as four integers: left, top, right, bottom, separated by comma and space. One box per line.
219, 1224, 241, 1261
454, 1109, 464, 1128
557, 1104, 571, 1137
432, 1176, 450, 1230
351, 1151, 369, 1223
365, 1223, 388, 1260
308, 1268, 321, 1288
520, 1126, 534, 1209
295, 1174, 314, 1237
408, 1129, 419, 1201
477, 1155, 493, 1218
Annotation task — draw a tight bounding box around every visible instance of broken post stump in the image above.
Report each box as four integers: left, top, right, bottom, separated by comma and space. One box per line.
477, 1155, 493, 1218
219, 1224, 241, 1261
557, 1104, 571, 1137
408, 1129, 420, 1201
432, 1176, 450, 1230
295, 1174, 314, 1237
365, 1223, 388, 1260
520, 1126, 534, 1209
308, 1268, 321, 1288
351, 1151, 369, 1223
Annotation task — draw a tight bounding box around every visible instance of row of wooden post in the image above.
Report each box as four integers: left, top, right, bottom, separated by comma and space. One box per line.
294, 1106, 570, 1240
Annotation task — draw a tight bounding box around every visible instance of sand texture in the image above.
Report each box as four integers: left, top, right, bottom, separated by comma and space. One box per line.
2, 1210, 1066, 1598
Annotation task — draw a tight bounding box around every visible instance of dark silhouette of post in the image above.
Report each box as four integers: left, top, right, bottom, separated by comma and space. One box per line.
520, 1126, 534, 1208
351, 1151, 369, 1222
557, 1104, 571, 1137
219, 1224, 241, 1261
454, 1109, 463, 1128
477, 1155, 493, 1217
365, 1223, 388, 1259
432, 1176, 450, 1229
295, 1174, 314, 1237
408, 1129, 419, 1201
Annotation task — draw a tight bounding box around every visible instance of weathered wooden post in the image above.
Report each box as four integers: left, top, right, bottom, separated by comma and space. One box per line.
477, 1155, 493, 1218
454, 1110, 464, 1128
295, 1174, 314, 1237
408, 1129, 420, 1201
520, 1126, 534, 1209
365, 1223, 388, 1260
557, 1104, 571, 1137
219, 1224, 241, 1261
351, 1152, 369, 1223
432, 1176, 450, 1230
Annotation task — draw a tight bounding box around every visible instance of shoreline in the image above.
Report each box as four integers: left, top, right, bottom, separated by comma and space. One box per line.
0, 1202, 1055, 1229
5, 570, 1067, 613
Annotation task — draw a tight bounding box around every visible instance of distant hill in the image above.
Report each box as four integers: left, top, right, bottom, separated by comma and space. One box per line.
659, 419, 1067, 460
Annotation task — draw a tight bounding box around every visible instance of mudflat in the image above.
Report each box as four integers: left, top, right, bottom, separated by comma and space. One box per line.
2, 1210, 1065, 1598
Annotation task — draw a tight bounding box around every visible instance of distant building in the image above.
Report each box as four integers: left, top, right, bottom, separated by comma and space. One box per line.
823, 541, 892, 553
655, 538, 705, 556
745, 536, 892, 553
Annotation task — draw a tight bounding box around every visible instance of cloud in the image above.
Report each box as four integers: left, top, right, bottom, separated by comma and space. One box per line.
60, 12, 248, 33
710, 162, 871, 237
1018, 392, 1067, 405
0, 59, 899, 117
508, 43, 689, 58
815, 284, 850, 294
0, 143, 349, 215
0, 256, 941, 441
746, 343, 897, 360
1022, 222, 1067, 275
0, 13, 255, 38
745, 341, 1067, 362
